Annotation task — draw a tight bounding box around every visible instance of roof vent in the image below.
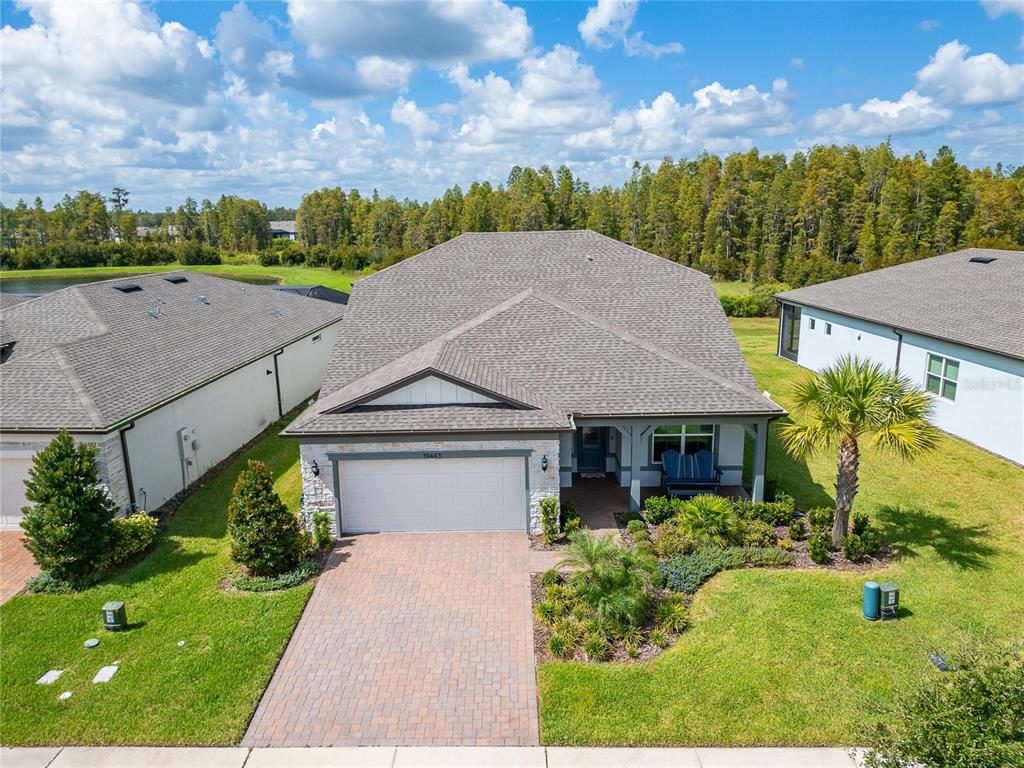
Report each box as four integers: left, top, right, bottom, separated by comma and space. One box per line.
969, 255, 997, 264
270, 309, 281, 318
585, 254, 594, 262
114, 284, 142, 293
163, 275, 188, 284
197, 295, 209, 305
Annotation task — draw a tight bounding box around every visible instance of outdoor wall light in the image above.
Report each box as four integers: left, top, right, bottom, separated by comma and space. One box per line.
311, 459, 320, 477
541, 455, 549, 472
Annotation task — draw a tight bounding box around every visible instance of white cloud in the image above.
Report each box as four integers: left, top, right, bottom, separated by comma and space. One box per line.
355, 57, 415, 91
215, 1, 277, 86
980, 0, 1024, 20
807, 90, 952, 138
790, 57, 804, 69
390, 97, 440, 139
287, 0, 531, 64
919, 19, 941, 31
916, 40, 1024, 106
578, 0, 682, 58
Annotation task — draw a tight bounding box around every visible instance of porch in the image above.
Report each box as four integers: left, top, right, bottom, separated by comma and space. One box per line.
562, 475, 747, 527
558, 416, 771, 512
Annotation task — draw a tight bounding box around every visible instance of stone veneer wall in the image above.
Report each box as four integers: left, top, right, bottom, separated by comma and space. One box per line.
299, 436, 560, 535
1, 432, 132, 514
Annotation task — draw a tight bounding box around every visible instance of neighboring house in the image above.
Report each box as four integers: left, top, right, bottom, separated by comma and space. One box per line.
776, 248, 1023, 465
270, 220, 297, 240
0, 271, 344, 529
287, 230, 785, 535
270, 284, 349, 305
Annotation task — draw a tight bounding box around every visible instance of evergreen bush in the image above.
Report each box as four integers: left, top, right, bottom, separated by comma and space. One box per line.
228, 459, 305, 576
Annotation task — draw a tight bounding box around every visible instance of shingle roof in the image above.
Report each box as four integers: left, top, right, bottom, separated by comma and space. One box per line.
0, 293, 32, 310
270, 220, 297, 234
0, 271, 345, 431
776, 248, 1024, 361
288, 231, 781, 436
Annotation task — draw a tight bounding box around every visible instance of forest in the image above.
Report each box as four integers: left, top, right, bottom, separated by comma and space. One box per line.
1, 142, 1021, 289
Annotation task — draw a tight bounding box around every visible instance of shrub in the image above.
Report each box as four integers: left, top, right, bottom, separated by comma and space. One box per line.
862, 639, 1024, 768
745, 547, 795, 567
656, 594, 689, 633
311, 511, 334, 551
807, 506, 835, 533
104, 513, 159, 568
852, 511, 871, 537
584, 633, 611, 661
862, 527, 883, 556
678, 495, 742, 547
559, 531, 651, 630
234, 558, 319, 592
642, 495, 683, 525
808, 532, 832, 564
20, 430, 117, 582
778, 537, 796, 551
553, 617, 584, 647
540, 568, 562, 587
228, 459, 306, 576
718, 282, 789, 317
535, 600, 561, 625
548, 633, 572, 659
620, 509, 643, 524
733, 492, 795, 526
742, 519, 778, 547
660, 546, 746, 593
842, 533, 867, 562
655, 517, 695, 558
540, 496, 561, 544
26, 571, 100, 594
544, 583, 575, 609
649, 628, 670, 648
626, 519, 646, 535
559, 499, 579, 530
788, 518, 807, 541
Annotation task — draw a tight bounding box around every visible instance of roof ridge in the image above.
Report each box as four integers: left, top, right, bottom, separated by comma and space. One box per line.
50, 346, 106, 427
530, 289, 776, 410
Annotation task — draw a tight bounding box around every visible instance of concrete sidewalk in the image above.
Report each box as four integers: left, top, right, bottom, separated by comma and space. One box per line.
1, 745, 863, 768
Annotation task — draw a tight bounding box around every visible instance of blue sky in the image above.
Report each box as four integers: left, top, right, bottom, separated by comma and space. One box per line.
1, 0, 1021, 209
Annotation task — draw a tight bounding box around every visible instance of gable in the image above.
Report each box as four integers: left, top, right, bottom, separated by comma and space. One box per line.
364, 374, 497, 407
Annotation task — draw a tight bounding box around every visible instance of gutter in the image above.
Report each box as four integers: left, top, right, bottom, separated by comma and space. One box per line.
272, 348, 285, 418
118, 421, 137, 512
893, 329, 904, 373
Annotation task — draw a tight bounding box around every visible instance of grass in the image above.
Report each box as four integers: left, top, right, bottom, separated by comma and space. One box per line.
538, 317, 1024, 746
712, 280, 753, 297
0, 264, 361, 293
0, 415, 312, 745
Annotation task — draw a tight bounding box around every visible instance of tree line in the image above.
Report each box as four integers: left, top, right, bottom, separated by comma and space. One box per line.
2, 142, 1020, 287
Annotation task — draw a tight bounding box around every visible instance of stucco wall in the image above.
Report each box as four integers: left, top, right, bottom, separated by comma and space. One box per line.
790, 304, 1024, 464
299, 435, 560, 534
277, 321, 343, 412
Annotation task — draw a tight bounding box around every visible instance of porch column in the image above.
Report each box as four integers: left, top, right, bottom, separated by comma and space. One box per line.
629, 424, 646, 512
752, 419, 768, 502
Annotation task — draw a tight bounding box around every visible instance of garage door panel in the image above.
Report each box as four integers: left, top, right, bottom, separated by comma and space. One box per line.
1, 457, 33, 531
339, 456, 526, 533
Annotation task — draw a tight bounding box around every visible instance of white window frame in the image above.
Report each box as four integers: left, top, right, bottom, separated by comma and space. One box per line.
926, 353, 959, 401
650, 424, 716, 464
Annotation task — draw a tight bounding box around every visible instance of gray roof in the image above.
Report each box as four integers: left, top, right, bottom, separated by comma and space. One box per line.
0, 271, 344, 432
0, 293, 32, 309
288, 230, 781, 436
777, 248, 1024, 361
270, 220, 297, 234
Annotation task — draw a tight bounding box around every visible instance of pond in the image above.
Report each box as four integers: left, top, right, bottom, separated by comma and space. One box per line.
0, 272, 277, 296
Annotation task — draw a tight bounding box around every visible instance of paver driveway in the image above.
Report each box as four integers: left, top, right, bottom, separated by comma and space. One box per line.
0, 532, 38, 604
244, 531, 538, 747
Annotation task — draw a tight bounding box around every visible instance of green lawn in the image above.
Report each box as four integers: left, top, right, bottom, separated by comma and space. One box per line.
538, 317, 1024, 746
712, 280, 753, 297
0, 264, 360, 293
0, 416, 312, 745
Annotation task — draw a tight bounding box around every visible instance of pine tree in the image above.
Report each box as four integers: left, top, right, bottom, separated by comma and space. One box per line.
228, 460, 306, 576
20, 431, 116, 582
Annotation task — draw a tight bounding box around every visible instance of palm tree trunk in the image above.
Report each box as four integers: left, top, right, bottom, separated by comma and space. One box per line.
833, 434, 859, 547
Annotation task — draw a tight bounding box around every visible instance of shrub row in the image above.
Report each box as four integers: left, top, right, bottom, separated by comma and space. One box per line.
659, 545, 794, 594
718, 283, 789, 317
233, 558, 321, 592
1, 241, 220, 270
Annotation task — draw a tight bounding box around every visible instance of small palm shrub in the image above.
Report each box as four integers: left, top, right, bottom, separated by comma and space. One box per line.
642, 495, 684, 525
808, 531, 832, 564
559, 530, 651, 630
742, 519, 777, 547
540, 496, 561, 544
228, 459, 305, 576
311, 511, 334, 551
678, 495, 742, 547
788, 518, 807, 541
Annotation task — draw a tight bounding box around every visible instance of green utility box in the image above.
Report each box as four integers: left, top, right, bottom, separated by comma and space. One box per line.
102, 601, 128, 631
879, 582, 899, 620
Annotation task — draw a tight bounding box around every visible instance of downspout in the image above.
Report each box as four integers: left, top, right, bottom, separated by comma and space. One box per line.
272, 348, 285, 418
893, 329, 904, 373
118, 422, 137, 512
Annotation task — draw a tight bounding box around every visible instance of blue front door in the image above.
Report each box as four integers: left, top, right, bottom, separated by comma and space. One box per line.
577, 427, 606, 471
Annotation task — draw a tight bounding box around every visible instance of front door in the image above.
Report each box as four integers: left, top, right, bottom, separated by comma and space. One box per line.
577, 427, 606, 471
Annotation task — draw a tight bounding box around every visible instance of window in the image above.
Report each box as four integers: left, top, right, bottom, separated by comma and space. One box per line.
809, 318, 816, 331
781, 304, 801, 361
312, 334, 322, 343
825, 322, 832, 335
651, 424, 715, 464
926, 354, 959, 401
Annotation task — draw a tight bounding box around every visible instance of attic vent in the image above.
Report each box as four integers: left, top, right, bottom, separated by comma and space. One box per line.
969, 255, 997, 264
0, 341, 15, 364
271, 309, 281, 318
197, 295, 209, 305
164, 275, 188, 284
114, 284, 142, 293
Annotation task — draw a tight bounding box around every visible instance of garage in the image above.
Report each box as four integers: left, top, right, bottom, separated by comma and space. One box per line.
1, 454, 34, 531
337, 455, 527, 533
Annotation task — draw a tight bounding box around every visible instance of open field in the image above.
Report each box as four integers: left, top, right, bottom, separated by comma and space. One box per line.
537, 317, 1024, 746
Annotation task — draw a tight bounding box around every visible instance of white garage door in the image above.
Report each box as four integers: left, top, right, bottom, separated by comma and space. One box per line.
339, 456, 527, 533
1, 456, 34, 531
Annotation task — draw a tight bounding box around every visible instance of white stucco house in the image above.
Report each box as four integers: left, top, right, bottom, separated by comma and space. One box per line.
0, 271, 344, 529
776, 248, 1023, 465
287, 230, 785, 535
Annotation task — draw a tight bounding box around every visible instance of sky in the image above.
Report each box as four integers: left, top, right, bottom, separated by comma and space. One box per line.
1, 0, 1022, 210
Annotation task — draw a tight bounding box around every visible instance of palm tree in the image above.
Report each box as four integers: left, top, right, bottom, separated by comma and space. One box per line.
780, 355, 940, 546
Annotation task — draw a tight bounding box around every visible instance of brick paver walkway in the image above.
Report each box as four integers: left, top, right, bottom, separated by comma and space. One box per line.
244, 532, 538, 748
0, 532, 38, 603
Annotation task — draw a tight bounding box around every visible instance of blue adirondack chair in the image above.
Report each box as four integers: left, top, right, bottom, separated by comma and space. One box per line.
661, 448, 721, 498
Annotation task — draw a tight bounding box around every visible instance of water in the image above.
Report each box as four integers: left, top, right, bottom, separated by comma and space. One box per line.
0, 272, 276, 295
